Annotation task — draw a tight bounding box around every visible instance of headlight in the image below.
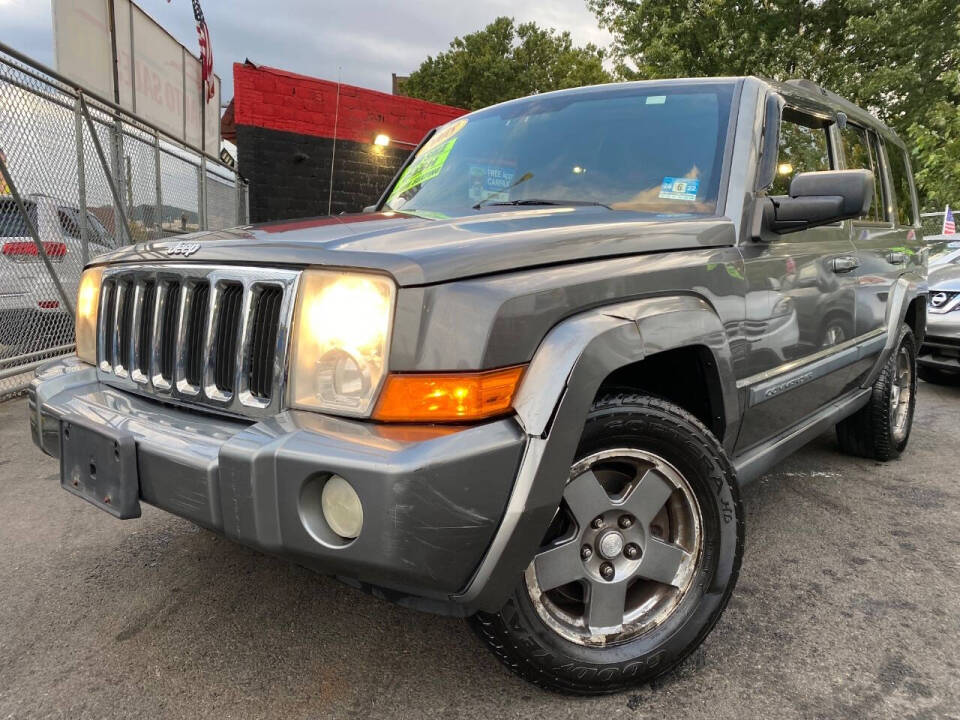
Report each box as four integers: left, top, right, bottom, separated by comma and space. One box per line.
75, 267, 103, 364
288, 269, 395, 416
771, 296, 794, 318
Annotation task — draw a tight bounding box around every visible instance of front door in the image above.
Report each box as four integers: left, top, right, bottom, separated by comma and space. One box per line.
735, 107, 860, 454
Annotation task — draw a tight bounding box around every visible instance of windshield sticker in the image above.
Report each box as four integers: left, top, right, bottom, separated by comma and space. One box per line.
419, 118, 468, 156
389, 138, 458, 200
659, 177, 700, 201
469, 164, 517, 204
645, 95, 667, 105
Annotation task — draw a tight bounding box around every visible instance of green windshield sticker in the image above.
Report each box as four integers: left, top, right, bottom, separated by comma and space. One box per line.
389, 138, 457, 200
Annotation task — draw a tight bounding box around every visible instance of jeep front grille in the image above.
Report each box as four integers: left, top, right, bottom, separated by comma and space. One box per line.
96, 265, 300, 418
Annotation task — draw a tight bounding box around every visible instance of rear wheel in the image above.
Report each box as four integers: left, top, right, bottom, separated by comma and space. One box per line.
471, 393, 743, 694
837, 325, 917, 461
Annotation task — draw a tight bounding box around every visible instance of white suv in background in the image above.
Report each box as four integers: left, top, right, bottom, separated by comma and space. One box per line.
0, 193, 114, 355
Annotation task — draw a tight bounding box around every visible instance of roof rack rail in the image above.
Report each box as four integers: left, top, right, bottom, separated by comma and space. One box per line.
785, 79, 828, 95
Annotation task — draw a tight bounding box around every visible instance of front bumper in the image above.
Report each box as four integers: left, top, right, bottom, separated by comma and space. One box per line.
29, 358, 526, 614
918, 312, 960, 373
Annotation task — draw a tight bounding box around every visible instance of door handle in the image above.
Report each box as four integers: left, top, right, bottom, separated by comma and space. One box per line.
886, 251, 907, 265
831, 256, 860, 273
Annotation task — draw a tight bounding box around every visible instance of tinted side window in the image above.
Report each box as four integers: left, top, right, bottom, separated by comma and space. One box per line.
840, 125, 886, 222
57, 208, 81, 239
884, 143, 917, 226
0, 200, 36, 237
771, 110, 831, 196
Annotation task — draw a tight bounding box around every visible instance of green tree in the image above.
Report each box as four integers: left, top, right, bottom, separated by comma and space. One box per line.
589, 0, 960, 210
402, 17, 612, 111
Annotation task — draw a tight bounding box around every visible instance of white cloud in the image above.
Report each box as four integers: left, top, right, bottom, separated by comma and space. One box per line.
2, 0, 612, 101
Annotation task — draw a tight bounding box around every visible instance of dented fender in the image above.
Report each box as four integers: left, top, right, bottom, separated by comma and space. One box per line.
456, 294, 739, 612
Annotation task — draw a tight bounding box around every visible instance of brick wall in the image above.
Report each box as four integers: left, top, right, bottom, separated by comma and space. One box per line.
232, 63, 466, 221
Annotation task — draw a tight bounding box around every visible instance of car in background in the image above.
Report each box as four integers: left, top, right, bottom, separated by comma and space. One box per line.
0, 193, 114, 354
918, 236, 960, 383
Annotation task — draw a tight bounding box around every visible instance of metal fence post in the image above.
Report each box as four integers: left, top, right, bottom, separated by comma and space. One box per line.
74, 96, 90, 265
111, 118, 126, 243
154, 130, 163, 238
79, 94, 133, 246
199, 155, 208, 230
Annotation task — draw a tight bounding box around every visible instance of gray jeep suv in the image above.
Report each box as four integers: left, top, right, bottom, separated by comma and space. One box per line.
28, 77, 926, 694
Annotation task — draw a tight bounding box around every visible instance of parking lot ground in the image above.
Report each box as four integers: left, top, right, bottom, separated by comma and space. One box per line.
0, 383, 958, 720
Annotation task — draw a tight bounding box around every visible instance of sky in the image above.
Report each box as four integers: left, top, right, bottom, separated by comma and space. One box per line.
0, 0, 612, 103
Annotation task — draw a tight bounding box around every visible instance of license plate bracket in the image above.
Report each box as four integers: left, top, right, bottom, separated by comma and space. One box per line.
60, 414, 141, 519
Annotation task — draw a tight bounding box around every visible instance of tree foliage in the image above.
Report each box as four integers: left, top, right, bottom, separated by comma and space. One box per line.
402, 17, 612, 111
589, 0, 960, 210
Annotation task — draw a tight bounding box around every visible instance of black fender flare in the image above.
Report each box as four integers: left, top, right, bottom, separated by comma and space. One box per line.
455, 294, 738, 613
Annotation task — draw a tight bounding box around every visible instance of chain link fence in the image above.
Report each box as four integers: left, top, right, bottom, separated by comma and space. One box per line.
921, 212, 952, 238
0, 43, 247, 397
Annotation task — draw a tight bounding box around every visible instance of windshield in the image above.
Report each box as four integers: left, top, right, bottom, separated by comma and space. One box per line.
385, 83, 735, 219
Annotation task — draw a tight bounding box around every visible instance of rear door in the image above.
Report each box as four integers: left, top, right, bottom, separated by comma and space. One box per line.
838, 123, 901, 338
840, 125, 924, 344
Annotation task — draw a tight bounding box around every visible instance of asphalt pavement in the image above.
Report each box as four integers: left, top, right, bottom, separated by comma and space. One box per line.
1, 382, 958, 719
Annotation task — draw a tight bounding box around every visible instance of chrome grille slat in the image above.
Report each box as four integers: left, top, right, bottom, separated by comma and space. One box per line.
96, 264, 300, 419
98, 280, 116, 372
111, 281, 127, 377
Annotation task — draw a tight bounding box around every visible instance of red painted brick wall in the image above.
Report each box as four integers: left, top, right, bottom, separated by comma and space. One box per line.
233, 63, 466, 145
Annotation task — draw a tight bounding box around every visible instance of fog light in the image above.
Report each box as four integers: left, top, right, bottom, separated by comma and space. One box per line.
321, 475, 363, 539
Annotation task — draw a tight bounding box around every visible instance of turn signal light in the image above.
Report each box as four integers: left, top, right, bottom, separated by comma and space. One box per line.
373, 366, 526, 422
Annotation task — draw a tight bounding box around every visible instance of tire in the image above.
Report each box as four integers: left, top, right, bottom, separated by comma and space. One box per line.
470, 393, 744, 695
837, 325, 917, 461
918, 365, 960, 386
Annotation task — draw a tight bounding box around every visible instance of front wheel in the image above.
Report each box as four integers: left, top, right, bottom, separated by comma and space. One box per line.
471, 393, 743, 694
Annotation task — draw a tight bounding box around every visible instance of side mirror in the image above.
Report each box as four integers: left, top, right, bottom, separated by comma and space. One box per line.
754, 169, 874, 237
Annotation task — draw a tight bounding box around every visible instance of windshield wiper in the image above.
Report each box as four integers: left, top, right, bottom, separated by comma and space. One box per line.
474, 199, 612, 210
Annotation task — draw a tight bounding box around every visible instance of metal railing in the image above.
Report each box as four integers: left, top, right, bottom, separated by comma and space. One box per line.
0, 42, 248, 397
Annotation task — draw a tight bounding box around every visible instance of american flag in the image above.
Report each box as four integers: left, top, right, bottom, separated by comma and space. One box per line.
944, 206, 956, 235
192, 0, 215, 102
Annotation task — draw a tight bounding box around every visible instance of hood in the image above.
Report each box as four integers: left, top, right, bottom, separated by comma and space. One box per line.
929, 261, 960, 292
95, 207, 736, 286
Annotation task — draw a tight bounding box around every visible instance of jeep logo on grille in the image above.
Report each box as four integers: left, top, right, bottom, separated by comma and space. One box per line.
166, 241, 201, 257
931, 292, 949, 308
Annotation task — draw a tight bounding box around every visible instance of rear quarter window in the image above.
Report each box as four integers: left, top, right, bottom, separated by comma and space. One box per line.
884, 143, 917, 226
0, 199, 36, 237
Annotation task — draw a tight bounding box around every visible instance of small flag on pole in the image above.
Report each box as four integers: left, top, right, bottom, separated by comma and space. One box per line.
944, 206, 956, 235
192, 0, 215, 102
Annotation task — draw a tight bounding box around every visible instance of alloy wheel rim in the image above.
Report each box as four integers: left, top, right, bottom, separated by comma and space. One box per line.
890, 345, 913, 442
525, 448, 703, 647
